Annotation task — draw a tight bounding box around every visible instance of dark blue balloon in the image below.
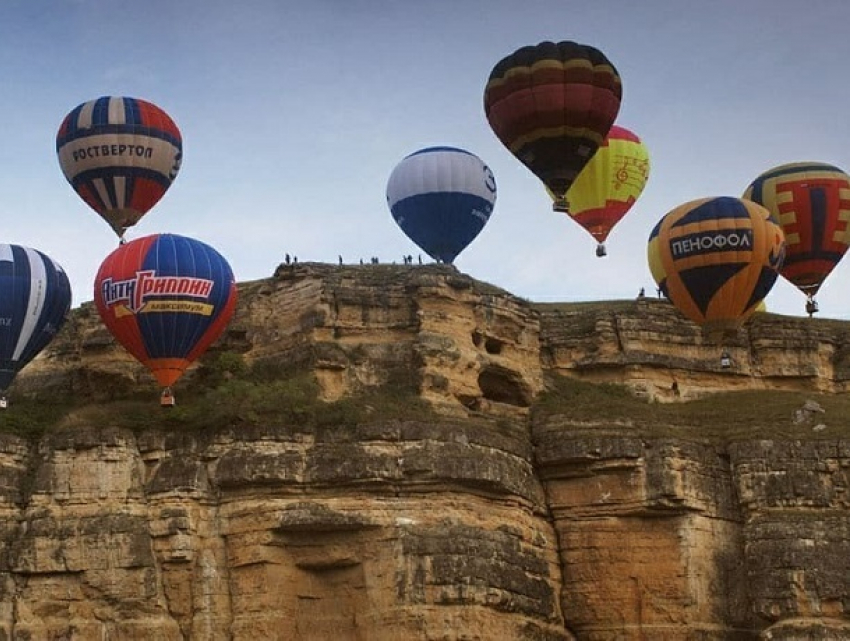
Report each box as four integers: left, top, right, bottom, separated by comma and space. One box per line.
0, 245, 72, 391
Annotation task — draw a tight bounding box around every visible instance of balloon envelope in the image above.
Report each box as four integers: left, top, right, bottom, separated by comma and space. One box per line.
56, 96, 183, 238
386, 146, 496, 263
743, 161, 850, 300
647, 197, 785, 336
484, 40, 621, 201
94, 234, 237, 388
0, 245, 72, 392
563, 125, 650, 244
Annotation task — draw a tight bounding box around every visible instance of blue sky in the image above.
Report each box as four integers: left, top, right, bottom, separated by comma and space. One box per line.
2, 0, 850, 318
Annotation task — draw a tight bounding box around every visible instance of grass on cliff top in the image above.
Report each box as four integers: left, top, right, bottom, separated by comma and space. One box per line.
533, 375, 850, 441
0, 352, 436, 438
532, 299, 640, 313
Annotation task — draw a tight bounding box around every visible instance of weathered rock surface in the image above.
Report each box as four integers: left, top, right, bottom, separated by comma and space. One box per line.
0, 263, 847, 639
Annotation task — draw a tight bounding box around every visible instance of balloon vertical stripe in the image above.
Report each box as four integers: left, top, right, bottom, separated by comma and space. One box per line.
14, 247, 47, 360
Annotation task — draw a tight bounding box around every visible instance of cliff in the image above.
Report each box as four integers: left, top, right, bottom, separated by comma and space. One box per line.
0, 262, 848, 640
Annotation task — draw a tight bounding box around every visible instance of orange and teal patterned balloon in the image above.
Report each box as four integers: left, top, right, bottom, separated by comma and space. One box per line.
561, 125, 650, 248
484, 41, 621, 201
647, 197, 785, 335
743, 161, 850, 300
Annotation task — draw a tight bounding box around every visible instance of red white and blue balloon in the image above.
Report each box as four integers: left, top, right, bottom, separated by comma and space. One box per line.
386, 146, 497, 263
56, 96, 183, 239
94, 234, 237, 391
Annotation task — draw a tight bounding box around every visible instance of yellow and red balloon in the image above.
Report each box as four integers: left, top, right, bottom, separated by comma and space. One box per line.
557, 124, 650, 254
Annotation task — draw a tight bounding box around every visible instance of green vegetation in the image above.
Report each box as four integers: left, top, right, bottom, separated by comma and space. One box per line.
532, 299, 640, 314
2, 347, 849, 444
0, 351, 436, 439
0, 396, 76, 439
533, 375, 850, 441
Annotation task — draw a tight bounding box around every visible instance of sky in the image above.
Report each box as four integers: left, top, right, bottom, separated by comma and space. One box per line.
2, 0, 850, 318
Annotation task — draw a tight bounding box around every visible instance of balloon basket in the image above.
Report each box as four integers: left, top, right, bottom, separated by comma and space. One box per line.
552, 198, 569, 213
160, 388, 176, 408
805, 298, 819, 317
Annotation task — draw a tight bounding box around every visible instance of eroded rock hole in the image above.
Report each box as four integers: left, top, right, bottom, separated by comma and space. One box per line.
471, 331, 504, 355
484, 337, 503, 354
477, 367, 530, 407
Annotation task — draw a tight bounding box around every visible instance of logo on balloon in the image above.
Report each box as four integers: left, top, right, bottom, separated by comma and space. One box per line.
670, 230, 753, 258
100, 270, 215, 317
483, 166, 496, 193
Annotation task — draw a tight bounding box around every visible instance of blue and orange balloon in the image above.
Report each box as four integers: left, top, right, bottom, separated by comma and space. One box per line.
484, 41, 621, 203
0, 244, 72, 401
94, 234, 237, 398
743, 161, 850, 312
647, 197, 785, 337
386, 146, 496, 263
56, 96, 183, 240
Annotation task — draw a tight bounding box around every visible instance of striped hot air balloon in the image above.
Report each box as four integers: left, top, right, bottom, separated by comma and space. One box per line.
647, 197, 785, 338
56, 96, 183, 241
386, 146, 496, 264
94, 234, 236, 404
484, 41, 621, 205
743, 161, 850, 314
0, 244, 72, 404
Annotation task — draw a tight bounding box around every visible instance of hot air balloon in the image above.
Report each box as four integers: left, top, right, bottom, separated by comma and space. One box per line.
558, 125, 650, 256
94, 234, 237, 405
647, 197, 785, 340
743, 161, 850, 316
386, 146, 496, 263
0, 244, 72, 407
484, 40, 621, 206
56, 96, 183, 241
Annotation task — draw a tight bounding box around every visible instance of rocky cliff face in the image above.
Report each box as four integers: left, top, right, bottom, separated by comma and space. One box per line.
1, 263, 848, 640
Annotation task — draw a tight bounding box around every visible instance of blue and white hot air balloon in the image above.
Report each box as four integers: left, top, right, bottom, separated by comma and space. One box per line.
0, 244, 72, 404
386, 146, 497, 263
